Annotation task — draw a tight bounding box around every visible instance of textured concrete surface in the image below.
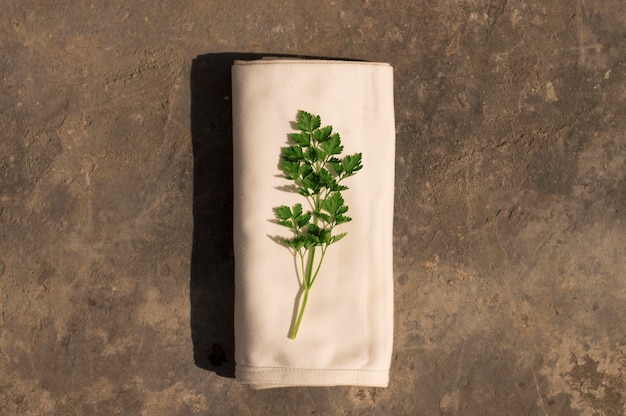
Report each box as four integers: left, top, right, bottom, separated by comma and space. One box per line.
1, 0, 625, 415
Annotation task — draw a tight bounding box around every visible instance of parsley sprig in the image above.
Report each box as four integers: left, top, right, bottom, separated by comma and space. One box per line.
274, 110, 363, 339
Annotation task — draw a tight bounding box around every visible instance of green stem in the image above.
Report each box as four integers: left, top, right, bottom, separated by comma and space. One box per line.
298, 251, 305, 285
290, 243, 316, 339
304, 246, 316, 287
309, 246, 327, 287
289, 287, 309, 339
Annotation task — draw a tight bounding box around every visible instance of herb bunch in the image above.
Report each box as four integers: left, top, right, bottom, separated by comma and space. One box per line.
274, 110, 363, 339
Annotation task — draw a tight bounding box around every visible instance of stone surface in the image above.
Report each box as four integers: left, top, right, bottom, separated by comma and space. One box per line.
1, 0, 625, 414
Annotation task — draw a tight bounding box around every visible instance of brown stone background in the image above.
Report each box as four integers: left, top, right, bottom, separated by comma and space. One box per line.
1, 0, 625, 414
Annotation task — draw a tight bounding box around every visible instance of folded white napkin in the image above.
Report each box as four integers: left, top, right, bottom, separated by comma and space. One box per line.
231, 59, 395, 388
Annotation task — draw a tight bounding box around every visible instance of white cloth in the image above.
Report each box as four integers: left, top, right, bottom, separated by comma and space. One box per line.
231, 59, 395, 388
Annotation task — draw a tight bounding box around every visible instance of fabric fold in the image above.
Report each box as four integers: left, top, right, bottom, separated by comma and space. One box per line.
231, 59, 395, 389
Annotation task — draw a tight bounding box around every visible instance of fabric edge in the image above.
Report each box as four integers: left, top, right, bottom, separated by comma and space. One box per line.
236, 366, 389, 389
232, 59, 392, 67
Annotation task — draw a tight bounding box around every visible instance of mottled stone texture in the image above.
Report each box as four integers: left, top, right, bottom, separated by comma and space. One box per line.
1, 0, 625, 414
